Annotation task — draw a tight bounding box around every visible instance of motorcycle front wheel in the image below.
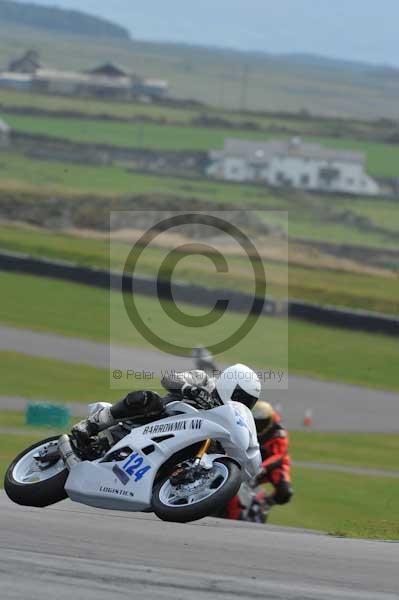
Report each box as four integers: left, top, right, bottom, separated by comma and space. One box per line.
4, 436, 68, 507
152, 457, 241, 523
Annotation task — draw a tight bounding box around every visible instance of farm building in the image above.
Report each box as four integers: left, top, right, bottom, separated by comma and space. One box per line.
207, 137, 380, 196
0, 50, 39, 91
0, 52, 169, 100
32, 69, 133, 99
0, 118, 10, 148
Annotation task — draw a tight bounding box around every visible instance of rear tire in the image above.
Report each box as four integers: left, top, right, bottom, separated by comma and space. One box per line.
152, 457, 241, 523
4, 436, 68, 508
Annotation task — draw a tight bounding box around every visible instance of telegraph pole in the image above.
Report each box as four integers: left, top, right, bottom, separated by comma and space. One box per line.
240, 63, 249, 112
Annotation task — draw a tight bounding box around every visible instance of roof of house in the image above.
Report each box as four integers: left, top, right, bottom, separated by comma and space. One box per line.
86, 63, 129, 78
218, 137, 365, 165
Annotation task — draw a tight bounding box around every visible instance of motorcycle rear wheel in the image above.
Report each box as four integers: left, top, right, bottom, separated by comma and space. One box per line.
4, 436, 68, 508
152, 457, 241, 523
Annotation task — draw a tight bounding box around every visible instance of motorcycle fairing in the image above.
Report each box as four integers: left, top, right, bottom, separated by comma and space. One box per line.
65, 401, 260, 512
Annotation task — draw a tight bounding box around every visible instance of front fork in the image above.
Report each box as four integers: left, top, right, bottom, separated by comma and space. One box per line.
195, 439, 211, 461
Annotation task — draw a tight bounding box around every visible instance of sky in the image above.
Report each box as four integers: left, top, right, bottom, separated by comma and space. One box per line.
14, 0, 399, 67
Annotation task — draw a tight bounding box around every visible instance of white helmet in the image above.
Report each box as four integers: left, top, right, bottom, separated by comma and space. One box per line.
215, 364, 261, 409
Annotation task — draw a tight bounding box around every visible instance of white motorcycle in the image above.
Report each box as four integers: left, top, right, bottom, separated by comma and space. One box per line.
4, 398, 261, 523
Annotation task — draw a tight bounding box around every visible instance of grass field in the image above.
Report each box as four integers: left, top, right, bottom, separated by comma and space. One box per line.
5, 113, 399, 178
269, 466, 399, 539
0, 351, 126, 404
290, 432, 399, 472
0, 411, 75, 429
0, 223, 398, 314
0, 410, 86, 436
0, 153, 398, 255
0, 152, 281, 205
0, 89, 197, 123
0, 271, 398, 391
0, 89, 395, 142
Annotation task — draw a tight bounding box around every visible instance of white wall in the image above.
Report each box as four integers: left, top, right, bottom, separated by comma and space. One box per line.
223, 157, 254, 182
210, 154, 380, 196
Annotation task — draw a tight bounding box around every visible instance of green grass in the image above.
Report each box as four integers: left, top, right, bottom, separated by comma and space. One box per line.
0, 410, 77, 429
0, 410, 80, 436
1, 411, 31, 429
269, 466, 399, 539
0, 223, 398, 314
6, 113, 399, 177
0, 88, 394, 141
8, 113, 241, 151
0, 351, 127, 404
0, 151, 398, 256
1, 271, 399, 391
340, 199, 399, 235
290, 432, 399, 472
0, 152, 280, 206
287, 216, 398, 250
0, 89, 197, 123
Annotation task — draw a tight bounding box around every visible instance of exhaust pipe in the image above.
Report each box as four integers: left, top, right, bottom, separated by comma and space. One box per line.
58, 434, 81, 470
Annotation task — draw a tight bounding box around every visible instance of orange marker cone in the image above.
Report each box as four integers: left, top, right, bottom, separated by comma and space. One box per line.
303, 409, 313, 427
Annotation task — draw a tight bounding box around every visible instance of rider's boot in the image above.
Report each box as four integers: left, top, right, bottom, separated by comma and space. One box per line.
72, 405, 116, 443
72, 390, 164, 443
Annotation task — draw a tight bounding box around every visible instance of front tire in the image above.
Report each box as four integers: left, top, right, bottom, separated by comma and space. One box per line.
4, 436, 68, 508
152, 457, 241, 523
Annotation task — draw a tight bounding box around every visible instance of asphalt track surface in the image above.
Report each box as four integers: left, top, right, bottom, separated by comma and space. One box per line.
1, 325, 399, 432
1, 492, 398, 600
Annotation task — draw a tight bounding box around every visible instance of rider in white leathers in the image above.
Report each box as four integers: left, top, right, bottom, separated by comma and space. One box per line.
72, 364, 261, 442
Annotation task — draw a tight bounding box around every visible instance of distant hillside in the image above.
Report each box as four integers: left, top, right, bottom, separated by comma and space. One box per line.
0, 0, 130, 40
0, 19, 398, 120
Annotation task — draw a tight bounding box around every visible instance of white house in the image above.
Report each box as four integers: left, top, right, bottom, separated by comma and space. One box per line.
207, 137, 380, 196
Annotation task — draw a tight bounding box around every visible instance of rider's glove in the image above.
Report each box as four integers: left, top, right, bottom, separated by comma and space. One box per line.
181, 384, 216, 409
182, 384, 208, 400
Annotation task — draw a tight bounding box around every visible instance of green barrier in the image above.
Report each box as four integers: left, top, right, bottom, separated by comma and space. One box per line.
26, 403, 70, 428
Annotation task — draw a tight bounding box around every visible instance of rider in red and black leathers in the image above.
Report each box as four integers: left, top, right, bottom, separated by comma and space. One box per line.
255, 409, 292, 506
223, 402, 293, 520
